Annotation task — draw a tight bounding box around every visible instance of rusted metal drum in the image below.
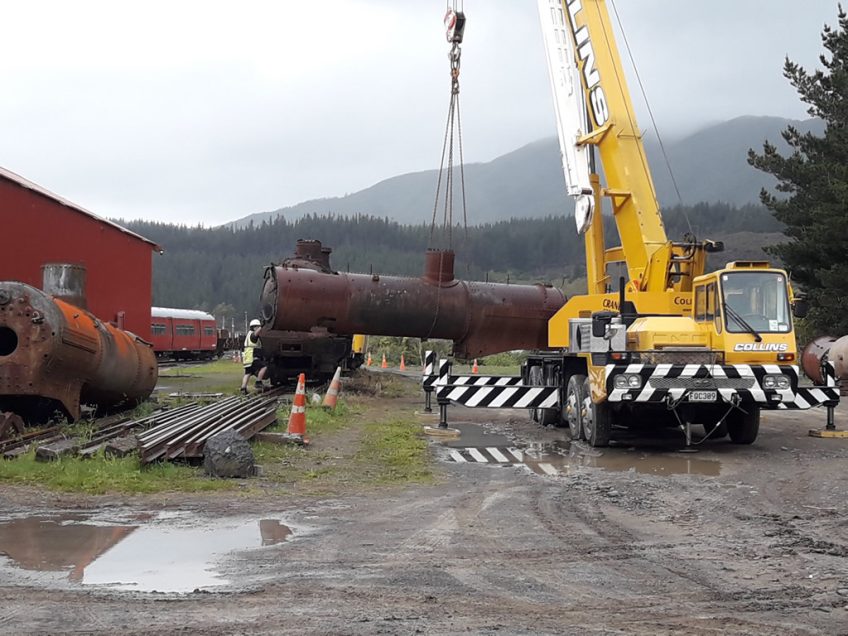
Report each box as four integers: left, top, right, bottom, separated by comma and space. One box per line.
261, 248, 567, 359
828, 336, 848, 382
0, 281, 157, 421
801, 336, 837, 384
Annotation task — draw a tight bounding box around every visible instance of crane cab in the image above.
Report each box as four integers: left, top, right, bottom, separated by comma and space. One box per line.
692, 262, 799, 365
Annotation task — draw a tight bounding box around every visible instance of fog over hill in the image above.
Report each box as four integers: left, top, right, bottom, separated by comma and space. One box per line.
229, 116, 824, 228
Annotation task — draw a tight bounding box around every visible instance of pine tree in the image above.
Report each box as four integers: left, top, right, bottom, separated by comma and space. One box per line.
748, 6, 848, 335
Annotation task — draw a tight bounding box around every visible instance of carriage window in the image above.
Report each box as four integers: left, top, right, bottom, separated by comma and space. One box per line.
175, 325, 195, 336
203, 327, 215, 336
151, 323, 167, 335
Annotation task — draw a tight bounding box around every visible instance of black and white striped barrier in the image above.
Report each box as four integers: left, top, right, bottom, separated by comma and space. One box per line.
604, 362, 840, 410
421, 351, 449, 413
433, 366, 559, 428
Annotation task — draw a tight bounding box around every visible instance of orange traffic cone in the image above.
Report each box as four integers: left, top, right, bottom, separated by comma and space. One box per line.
472, 359, 479, 374
287, 373, 307, 437
366, 352, 372, 366
399, 354, 406, 371
322, 367, 342, 410
381, 353, 388, 369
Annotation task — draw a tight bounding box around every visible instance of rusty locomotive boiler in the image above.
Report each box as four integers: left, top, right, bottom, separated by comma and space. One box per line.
260, 243, 567, 359
0, 267, 157, 421
259, 240, 365, 384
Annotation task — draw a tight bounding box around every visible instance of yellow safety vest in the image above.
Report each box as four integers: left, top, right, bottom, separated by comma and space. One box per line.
243, 333, 260, 365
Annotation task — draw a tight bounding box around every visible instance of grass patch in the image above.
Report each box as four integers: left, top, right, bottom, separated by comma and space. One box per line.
156, 360, 245, 396
345, 370, 420, 398
0, 449, 236, 495
0, 376, 434, 496
254, 396, 433, 490
253, 401, 358, 482
356, 417, 433, 485
158, 359, 244, 376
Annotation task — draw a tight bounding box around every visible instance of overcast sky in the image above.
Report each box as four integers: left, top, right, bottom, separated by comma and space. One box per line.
0, 0, 840, 226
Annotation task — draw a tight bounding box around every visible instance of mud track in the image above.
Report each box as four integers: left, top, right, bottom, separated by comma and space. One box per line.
0, 385, 846, 635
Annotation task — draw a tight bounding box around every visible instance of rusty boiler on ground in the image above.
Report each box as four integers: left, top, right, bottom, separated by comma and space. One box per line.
0, 265, 157, 421
261, 244, 567, 359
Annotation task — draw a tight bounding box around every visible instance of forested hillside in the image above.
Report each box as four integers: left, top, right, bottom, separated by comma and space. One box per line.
125, 202, 782, 326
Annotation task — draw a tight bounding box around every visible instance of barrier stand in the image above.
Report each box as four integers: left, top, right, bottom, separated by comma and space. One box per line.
422, 396, 460, 437
438, 396, 450, 429
421, 350, 438, 414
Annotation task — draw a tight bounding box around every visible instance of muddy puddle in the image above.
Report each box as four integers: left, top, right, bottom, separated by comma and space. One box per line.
0, 513, 293, 593
440, 422, 721, 477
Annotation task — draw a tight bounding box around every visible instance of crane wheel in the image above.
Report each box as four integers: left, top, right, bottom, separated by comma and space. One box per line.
565, 374, 586, 441
582, 377, 611, 447
727, 407, 760, 444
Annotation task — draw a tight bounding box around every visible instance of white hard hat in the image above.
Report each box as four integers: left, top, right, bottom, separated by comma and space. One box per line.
249, 319, 261, 328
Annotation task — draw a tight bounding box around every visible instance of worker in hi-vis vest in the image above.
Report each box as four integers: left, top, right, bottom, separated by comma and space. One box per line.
240, 319, 268, 394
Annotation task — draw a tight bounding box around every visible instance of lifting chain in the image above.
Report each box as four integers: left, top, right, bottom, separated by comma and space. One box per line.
430, 3, 468, 249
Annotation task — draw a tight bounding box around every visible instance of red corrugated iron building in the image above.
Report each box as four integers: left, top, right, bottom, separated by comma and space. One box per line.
0, 166, 160, 339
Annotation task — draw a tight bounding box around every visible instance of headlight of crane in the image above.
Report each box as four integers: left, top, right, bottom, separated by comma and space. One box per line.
613, 374, 643, 389
763, 374, 791, 389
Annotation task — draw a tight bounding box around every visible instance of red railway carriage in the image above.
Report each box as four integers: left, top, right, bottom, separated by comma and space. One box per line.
150, 307, 217, 360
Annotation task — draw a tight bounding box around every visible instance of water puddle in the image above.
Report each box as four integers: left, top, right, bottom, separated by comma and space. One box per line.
441, 424, 721, 477
442, 423, 513, 449
526, 441, 722, 477
0, 513, 292, 593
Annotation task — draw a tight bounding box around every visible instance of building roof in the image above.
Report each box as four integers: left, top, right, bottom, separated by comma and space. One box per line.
0, 166, 162, 252
152, 307, 216, 321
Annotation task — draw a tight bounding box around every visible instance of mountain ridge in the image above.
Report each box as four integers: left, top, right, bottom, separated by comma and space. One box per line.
229, 115, 824, 228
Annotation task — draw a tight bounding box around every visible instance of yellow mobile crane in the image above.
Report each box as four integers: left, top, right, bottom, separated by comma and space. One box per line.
434, 1, 839, 447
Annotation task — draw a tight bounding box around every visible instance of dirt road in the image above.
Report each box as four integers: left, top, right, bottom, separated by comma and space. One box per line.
0, 386, 846, 635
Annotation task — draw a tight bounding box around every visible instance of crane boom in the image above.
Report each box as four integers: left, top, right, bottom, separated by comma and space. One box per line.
536, 0, 594, 233
542, 0, 719, 347
561, 0, 668, 284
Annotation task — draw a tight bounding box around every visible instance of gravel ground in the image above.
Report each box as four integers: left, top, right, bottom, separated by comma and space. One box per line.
0, 387, 846, 635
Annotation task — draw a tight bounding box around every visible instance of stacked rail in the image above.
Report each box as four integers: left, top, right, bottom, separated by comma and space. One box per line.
137, 391, 282, 464
1, 392, 284, 462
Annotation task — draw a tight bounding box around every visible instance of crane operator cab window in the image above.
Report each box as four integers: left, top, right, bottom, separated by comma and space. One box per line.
720, 272, 791, 334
